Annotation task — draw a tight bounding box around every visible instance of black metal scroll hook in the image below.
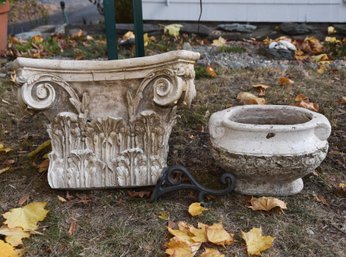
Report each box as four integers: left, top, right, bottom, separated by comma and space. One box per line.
150, 165, 236, 204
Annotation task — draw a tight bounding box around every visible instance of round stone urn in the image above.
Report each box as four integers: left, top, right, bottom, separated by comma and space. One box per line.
209, 105, 331, 196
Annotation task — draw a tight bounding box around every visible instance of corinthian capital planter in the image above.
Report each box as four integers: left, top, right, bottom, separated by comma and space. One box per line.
13, 50, 200, 189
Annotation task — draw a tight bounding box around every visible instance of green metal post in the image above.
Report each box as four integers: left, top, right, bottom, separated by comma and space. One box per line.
104, 0, 118, 60
132, 0, 145, 57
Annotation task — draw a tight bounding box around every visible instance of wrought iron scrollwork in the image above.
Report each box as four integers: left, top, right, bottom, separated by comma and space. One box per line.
151, 165, 236, 204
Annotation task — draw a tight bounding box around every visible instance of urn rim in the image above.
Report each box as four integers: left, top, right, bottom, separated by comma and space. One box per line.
221, 105, 328, 133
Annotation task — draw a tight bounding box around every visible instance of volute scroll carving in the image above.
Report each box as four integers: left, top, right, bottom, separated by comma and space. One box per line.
19, 74, 81, 112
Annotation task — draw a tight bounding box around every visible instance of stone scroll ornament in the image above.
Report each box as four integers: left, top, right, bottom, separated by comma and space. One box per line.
13, 50, 200, 189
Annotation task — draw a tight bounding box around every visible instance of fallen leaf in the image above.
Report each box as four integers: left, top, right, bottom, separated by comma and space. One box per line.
237, 92, 266, 105
68, 219, 78, 236
71, 29, 84, 38
328, 26, 336, 34
0, 226, 30, 247
295, 94, 319, 112
200, 248, 225, 257
206, 223, 234, 247
313, 194, 329, 206
252, 84, 270, 96
158, 211, 170, 221
0, 240, 20, 257
18, 195, 30, 206
37, 159, 49, 173
122, 31, 135, 41
31, 35, 43, 44
302, 36, 323, 54
249, 197, 287, 212
0, 143, 12, 153
188, 202, 208, 217
167, 227, 192, 242
57, 195, 67, 203
0, 167, 11, 174
338, 183, 346, 191
164, 24, 183, 37
165, 237, 194, 257
212, 37, 227, 47
3, 202, 49, 231
76, 194, 92, 204
127, 190, 151, 198
324, 37, 340, 44
340, 97, 346, 105
241, 227, 275, 256
312, 54, 330, 62
278, 77, 294, 86
317, 61, 330, 74
189, 223, 208, 243
206, 66, 217, 78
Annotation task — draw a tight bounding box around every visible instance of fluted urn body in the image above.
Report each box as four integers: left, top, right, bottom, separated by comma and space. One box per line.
13, 50, 200, 189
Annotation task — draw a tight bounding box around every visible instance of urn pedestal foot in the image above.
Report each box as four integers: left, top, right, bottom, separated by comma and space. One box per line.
235, 178, 304, 196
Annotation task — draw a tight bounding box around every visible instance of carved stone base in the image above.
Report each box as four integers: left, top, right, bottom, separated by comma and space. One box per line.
235, 178, 304, 196
13, 51, 200, 189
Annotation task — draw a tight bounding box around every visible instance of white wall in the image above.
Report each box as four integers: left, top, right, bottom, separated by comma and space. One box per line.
142, 0, 346, 22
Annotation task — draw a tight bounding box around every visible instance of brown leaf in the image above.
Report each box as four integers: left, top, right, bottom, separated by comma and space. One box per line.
127, 190, 151, 198
68, 219, 78, 236
237, 92, 266, 105
278, 77, 294, 86
18, 195, 30, 206
313, 194, 329, 206
206, 66, 217, 78
249, 197, 287, 212
302, 36, 323, 54
340, 97, 346, 105
76, 194, 92, 204
252, 84, 270, 96
295, 94, 319, 112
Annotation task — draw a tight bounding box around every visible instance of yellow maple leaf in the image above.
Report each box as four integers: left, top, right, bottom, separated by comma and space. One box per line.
206, 223, 234, 247
3, 202, 49, 231
189, 223, 208, 243
164, 24, 183, 37
325, 37, 340, 44
241, 227, 275, 256
165, 237, 195, 257
167, 227, 192, 242
249, 197, 287, 212
237, 92, 266, 105
0, 226, 30, 247
188, 202, 208, 217
0, 240, 21, 257
212, 37, 227, 47
200, 248, 225, 257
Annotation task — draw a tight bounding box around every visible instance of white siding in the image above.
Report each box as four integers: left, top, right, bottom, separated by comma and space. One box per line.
142, 0, 346, 22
